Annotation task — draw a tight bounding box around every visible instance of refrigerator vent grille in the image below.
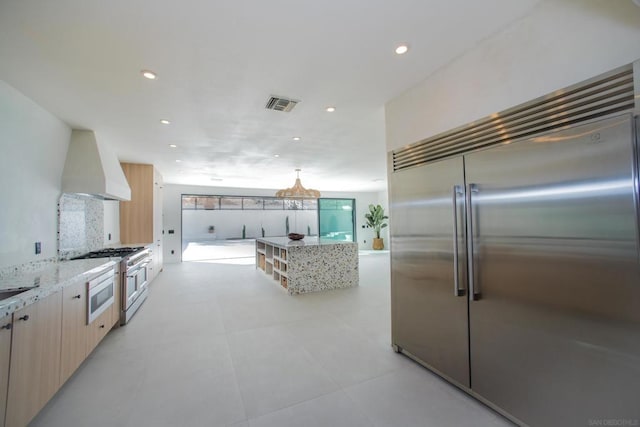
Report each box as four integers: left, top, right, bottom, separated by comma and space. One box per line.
392, 64, 635, 172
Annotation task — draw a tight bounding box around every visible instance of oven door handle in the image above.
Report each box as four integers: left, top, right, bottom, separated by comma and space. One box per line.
128, 257, 151, 272
89, 275, 114, 297
126, 264, 151, 279
89, 269, 115, 290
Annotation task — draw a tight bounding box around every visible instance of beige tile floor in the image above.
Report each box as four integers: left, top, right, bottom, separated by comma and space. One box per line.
31, 252, 512, 427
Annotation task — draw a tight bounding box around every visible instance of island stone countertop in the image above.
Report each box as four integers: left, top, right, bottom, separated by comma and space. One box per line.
0, 258, 118, 317
256, 236, 355, 248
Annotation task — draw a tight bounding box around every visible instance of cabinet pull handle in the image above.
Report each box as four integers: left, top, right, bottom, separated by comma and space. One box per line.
18, 315, 29, 321
452, 185, 465, 297
1, 323, 11, 330
73, 294, 82, 299
466, 183, 481, 301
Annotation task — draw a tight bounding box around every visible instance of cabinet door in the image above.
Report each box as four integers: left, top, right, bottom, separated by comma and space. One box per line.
86, 307, 112, 356
60, 280, 88, 384
120, 162, 154, 243
6, 291, 62, 427
0, 314, 12, 427
147, 248, 156, 282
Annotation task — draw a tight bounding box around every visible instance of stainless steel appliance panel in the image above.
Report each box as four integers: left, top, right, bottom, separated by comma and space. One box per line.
121, 248, 151, 325
464, 115, 640, 426
389, 155, 470, 387
87, 268, 115, 324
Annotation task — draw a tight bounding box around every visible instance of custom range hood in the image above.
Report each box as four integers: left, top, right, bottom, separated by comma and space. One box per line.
61, 130, 131, 201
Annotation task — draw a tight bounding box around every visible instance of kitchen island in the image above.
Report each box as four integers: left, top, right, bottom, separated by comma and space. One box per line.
256, 237, 358, 295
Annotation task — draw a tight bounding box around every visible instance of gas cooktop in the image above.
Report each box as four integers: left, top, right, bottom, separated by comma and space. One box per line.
71, 247, 145, 260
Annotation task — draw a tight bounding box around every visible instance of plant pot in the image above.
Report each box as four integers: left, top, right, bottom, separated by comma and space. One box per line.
372, 238, 384, 250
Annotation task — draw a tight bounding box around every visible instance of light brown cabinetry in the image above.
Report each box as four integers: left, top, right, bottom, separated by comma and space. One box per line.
60, 280, 87, 385
5, 291, 62, 427
87, 308, 112, 354
120, 162, 163, 282
0, 314, 12, 427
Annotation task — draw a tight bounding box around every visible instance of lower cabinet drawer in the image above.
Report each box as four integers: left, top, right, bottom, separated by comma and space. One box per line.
86, 307, 112, 355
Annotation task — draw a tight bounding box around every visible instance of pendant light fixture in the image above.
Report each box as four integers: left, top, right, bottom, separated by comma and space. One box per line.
275, 169, 320, 199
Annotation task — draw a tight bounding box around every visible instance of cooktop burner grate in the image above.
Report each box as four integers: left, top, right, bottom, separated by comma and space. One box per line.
71, 247, 144, 260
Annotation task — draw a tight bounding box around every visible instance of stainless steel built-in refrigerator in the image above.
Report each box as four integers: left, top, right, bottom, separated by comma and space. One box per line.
389, 65, 640, 427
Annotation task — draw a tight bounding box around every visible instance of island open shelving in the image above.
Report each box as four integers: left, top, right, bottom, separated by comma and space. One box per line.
256, 237, 358, 295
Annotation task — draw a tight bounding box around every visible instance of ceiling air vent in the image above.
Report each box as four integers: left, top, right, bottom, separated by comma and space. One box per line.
265, 95, 299, 112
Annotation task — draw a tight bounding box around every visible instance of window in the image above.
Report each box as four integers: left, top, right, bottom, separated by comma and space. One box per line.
220, 197, 243, 209
181, 194, 320, 211
243, 197, 264, 210
198, 196, 219, 210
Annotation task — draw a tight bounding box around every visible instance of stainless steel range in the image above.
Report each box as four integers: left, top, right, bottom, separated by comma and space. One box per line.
72, 246, 151, 325
121, 248, 151, 325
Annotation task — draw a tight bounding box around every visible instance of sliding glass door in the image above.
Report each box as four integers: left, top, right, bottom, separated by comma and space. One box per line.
317, 198, 356, 242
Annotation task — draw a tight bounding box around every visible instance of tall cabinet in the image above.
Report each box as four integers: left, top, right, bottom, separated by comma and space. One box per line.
120, 163, 163, 281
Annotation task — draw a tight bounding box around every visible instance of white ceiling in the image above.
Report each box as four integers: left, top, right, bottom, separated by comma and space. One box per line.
0, 0, 541, 192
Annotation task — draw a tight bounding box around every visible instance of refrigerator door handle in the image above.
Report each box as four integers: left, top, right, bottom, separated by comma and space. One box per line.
452, 185, 465, 296
466, 183, 481, 301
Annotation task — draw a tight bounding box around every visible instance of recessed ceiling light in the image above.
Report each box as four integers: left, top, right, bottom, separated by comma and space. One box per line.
141, 70, 157, 80
326, 106, 336, 113
160, 119, 170, 125
395, 44, 409, 55
274, 154, 280, 158
175, 159, 182, 163
169, 144, 177, 148
396, 44, 409, 55
292, 137, 301, 141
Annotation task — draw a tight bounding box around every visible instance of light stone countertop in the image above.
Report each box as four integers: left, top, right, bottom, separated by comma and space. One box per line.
0, 258, 118, 318
256, 236, 357, 248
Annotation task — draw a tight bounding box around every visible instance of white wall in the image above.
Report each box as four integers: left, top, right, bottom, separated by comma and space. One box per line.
385, 0, 640, 151
162, 183, 386, 263
0, 81, 124, 269
0, 80, 71, 268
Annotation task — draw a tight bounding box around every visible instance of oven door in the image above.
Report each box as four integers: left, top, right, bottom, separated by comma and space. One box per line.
124, 259, 151, 309
88, 269, 115, 324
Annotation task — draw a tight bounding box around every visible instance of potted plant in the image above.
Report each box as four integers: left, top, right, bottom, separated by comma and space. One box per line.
208, 225, 215, 233
364, 204, 388, 250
